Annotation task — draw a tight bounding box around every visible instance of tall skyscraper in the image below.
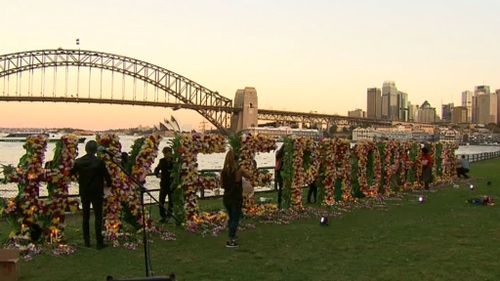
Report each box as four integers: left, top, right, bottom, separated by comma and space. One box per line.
398, 91, 408, 121
416, 101, 436, 123
461, 90, 472, 123
382, 81, 399, 120
476, 91, 497, 125
441, 103, 454, 122
473, 85, 491, 123
366, 88, 382, 119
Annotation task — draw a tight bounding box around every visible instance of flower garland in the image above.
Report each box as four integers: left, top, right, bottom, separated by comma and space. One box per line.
356, 141, 381, 197
238, 133, 277, 186
382, 140, 398, 195
197, 173, 220, 191
45, 135, 80, 240
97, 134, 131, 241
235, 133, 276, 211
321, 138, 352, 205
399, 142, 413, 191
5, 135, 48, 239
130, 134, 162, 183
174, 133, 226, 223
291, 137, 320, 210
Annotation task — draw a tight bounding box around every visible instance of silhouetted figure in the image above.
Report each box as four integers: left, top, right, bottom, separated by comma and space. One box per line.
456, 155, 470, 179
420, 146, 433, 190
71, 140, 112, 249
154, 146, 174, 223
275, 146, 284, 208
221, 149, 251, 248
307, 179, 318, 204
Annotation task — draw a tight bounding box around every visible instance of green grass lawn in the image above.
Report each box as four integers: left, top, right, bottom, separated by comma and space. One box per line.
2, 159, 500, 281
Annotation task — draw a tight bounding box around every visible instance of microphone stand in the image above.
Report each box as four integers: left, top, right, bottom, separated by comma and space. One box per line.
106, 156, 158, 277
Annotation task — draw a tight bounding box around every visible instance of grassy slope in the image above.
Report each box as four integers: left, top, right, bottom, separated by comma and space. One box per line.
2, 159, 500, 281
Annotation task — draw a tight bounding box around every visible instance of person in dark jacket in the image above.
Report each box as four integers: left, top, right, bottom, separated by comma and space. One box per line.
275, 146, 284, 208
221, 149, 251, 248
71, 140, 112, 249
154, 146, 174, 223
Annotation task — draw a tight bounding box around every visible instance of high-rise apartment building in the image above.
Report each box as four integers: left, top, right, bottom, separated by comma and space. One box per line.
407, 102, 418, 122
382, 81, 399, 120
476, 91, 497, 124
441, 103, 454, 122
398, 91, 408, 121
366, 88, 382, 119
461, 90, 472, 123
473, 85, 491, 123
452, 106, 468, 124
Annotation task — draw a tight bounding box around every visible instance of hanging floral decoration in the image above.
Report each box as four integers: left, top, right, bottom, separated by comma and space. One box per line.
290, 137, 320, 210
321, 138, 352, 205
174, 133, 226, 224
45, 134, 80, 239
130, 134, 162, 183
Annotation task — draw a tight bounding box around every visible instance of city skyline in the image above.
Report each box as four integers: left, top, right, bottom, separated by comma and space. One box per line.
1, 0, 499, 130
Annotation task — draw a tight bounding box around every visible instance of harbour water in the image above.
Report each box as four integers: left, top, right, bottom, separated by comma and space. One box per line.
1, 135, 499, 199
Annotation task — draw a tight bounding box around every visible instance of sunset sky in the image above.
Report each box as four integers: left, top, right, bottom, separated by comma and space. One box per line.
1, 0, 499, 130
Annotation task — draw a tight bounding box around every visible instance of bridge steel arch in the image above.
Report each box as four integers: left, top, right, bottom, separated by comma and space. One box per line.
0, 49, 233, 133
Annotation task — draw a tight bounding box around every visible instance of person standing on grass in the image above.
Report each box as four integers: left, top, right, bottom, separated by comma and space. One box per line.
275, 146, 284, 208
154, 146, 175, 223
221, 149, 251, 248
456, 155, 470, 179
420, 146, 433, 190
71, 140, 112, 249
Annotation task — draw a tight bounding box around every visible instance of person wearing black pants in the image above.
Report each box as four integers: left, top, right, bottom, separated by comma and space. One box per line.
154, 146, 174, 223
275, 146, 284, 208
221, 149, 251, 248
71, 140, 112, 249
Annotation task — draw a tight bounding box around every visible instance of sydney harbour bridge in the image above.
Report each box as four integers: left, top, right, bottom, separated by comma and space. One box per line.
0, 49, 391, 134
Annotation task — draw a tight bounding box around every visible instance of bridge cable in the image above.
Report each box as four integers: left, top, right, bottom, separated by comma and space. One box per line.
111, 70, 114, 99
88, 66, 92, 99
53, 66, 57, 97
122, 72, 125, 100
99, 65, 103, 99
65, 65, 68, 97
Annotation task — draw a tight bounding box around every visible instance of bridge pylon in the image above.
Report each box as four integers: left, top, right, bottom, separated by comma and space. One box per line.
230, 87, 258, 133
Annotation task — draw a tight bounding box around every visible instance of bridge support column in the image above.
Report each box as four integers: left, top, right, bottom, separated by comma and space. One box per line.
231, 87, 258, 133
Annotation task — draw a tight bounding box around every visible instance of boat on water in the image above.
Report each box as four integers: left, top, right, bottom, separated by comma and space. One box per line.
0, 133, 86, 143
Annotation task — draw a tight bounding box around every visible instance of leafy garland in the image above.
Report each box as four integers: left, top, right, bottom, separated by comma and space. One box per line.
321, 138, 352, 205
290, 137, 321, 210
2, 135, 48, 240
45, 135, 80, 239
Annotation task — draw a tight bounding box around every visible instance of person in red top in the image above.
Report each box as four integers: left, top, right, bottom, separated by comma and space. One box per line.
420, 146, 433, 190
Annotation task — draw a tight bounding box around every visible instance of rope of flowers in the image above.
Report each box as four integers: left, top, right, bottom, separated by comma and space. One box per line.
414, 144, 424, 190
400, 141, 413, 191
441, 143, 458, 182
356, 141, 381, 197
290, 137, 320, 210
320, 139, 336, 206
45, 135, 80, 240
96, 134, 133, 242
127, 134, 162, 228
5, 135, 48, 239
383, 140, 398, 195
